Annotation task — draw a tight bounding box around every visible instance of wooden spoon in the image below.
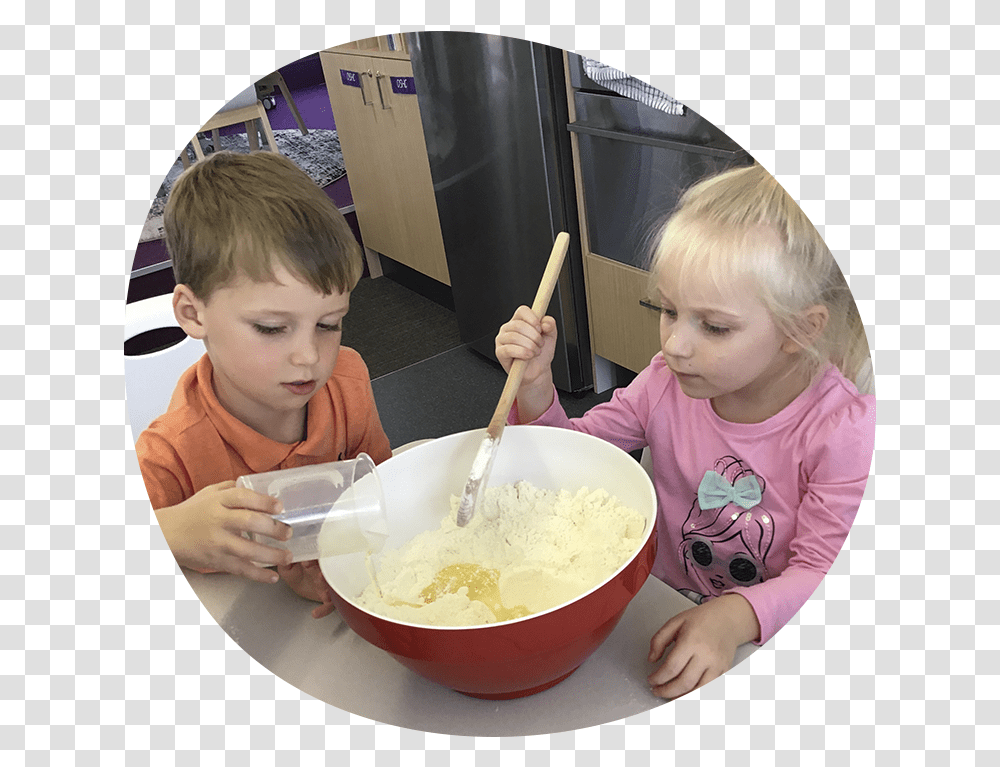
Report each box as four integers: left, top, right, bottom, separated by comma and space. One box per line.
455, 232, 571, 527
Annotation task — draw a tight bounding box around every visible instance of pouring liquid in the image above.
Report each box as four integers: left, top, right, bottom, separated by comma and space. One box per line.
315, 514, 388, 597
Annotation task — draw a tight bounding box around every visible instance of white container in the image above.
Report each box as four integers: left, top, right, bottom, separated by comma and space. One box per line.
318, 426, 657, 610
236, 454, 387, 563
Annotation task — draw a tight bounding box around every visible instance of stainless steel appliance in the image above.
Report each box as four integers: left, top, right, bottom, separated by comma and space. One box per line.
409, 32, 593, 393
566, 52, 753, 269
408, 35, 753, 393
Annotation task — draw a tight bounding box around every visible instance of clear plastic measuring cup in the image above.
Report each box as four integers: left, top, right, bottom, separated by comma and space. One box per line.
236, 453, 387, 564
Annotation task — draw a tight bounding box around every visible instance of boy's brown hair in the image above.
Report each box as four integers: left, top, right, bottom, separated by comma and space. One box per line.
164, 151, 363, 301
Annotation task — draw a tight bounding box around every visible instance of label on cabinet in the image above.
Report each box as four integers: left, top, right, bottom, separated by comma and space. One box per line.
390, 76, 417, 95
340, 69, 362, 88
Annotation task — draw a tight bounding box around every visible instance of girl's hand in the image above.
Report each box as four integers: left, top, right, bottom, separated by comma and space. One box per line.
495, 305, 558, 421
154, 481, 293, 582
277, 560, 337, 619
495, 305, 558, 381
647, 594, 760, 700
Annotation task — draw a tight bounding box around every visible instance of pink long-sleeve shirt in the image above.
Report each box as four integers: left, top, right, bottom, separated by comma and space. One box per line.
512, 354, 876, 645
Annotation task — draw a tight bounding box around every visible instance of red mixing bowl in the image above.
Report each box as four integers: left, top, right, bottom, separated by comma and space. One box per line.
319, 425, 658, 699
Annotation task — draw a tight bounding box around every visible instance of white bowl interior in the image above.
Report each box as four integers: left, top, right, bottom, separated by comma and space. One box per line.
319, 425, 657, 610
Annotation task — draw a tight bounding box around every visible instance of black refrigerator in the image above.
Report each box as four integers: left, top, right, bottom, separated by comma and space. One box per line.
408, 32, 593, 393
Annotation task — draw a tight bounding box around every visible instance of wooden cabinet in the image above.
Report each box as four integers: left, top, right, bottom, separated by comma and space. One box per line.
320, 48, 450, 286
584, 254, 661, 374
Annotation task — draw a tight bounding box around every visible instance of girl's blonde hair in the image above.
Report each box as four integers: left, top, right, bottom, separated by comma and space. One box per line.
649, 162, 870, 385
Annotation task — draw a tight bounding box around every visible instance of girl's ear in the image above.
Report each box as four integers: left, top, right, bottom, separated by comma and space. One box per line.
781, 304, 829, 353
173, 284, 208, 340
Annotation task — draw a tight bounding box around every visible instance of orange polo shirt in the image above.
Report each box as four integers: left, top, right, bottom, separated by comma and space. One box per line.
135, 347, 393, 510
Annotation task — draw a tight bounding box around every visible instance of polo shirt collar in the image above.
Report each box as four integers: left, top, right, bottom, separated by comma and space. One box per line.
195, 356, 328, 473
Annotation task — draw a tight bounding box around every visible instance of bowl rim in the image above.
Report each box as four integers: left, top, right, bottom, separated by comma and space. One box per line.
326, 425, 658, 631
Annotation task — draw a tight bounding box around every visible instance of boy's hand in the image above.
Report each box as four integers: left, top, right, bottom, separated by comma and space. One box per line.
277, 560, 337, 619
495, 305, 558, 422
646, 594, 760, 700
154, 480, 293, 582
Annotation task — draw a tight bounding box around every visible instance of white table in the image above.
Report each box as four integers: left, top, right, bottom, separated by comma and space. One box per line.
185, 568, 757, 736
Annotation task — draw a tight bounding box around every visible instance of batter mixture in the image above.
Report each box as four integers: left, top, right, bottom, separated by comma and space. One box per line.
355, 480, 646, 626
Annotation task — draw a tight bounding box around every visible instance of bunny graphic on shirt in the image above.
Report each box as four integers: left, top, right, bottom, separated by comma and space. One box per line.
677, 456, 774, 604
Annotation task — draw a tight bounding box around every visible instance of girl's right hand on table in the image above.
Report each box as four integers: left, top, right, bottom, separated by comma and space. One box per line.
646, 594, 759, 700
153, 480, 294, 582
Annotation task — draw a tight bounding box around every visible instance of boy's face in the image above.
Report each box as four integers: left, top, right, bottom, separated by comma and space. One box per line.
176, 265, 350, 443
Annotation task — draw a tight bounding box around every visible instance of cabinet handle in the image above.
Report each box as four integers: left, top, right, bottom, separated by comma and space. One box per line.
375, 71, 392, 110
360, 70, 373, 106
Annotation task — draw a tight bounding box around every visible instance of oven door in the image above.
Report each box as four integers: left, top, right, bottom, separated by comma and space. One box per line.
569, 92, 752, 269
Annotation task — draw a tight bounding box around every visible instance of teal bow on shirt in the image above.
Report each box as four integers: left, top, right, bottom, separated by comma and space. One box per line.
697, 471, 762, 510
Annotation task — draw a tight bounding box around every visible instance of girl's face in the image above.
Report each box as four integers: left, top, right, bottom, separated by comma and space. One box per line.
654, 263, 805, 423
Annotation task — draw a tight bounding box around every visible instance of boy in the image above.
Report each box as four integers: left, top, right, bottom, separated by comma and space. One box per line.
135, 151, 392, 618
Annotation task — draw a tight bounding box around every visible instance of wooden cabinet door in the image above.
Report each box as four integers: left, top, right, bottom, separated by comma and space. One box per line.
321, 51, 384, 244
363, 57, 450, 285
321, 51, 450, 286
585, 254, 661, 373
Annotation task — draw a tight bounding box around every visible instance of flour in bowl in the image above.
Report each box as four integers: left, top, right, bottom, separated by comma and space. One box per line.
355, 480, 647, 626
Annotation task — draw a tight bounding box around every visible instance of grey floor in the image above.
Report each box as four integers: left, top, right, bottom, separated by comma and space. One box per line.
371, 343, 617, 449
343, 275, 617, 450
342, 275, 463, 381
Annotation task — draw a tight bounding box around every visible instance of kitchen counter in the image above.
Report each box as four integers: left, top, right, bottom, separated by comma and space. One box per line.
185, 567, 757, 736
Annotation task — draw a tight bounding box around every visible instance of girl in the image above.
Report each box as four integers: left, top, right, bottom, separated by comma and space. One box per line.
495, 163, 875, 700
